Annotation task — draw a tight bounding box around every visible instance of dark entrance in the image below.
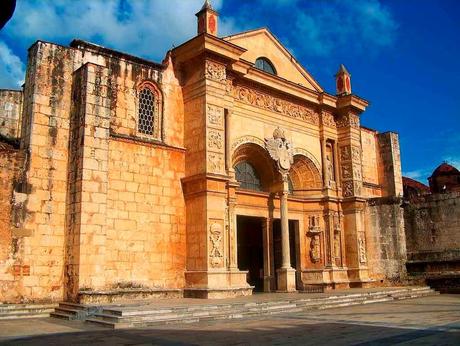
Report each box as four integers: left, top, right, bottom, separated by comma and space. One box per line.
237, 216, 264, 291
273, 219, 298, 286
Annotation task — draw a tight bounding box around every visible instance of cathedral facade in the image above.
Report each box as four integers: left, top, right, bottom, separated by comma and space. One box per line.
0, 2, 405, 303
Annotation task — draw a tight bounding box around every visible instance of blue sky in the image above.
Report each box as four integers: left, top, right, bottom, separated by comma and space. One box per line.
0, 0, 459, 184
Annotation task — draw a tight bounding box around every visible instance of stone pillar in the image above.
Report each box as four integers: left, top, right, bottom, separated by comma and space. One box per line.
336, 100, 370, 286
276, 175, 296, 292
227, 182, 239, 271
262, 217, 272, 292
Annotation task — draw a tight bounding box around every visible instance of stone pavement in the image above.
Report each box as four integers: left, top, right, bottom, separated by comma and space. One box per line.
0, 295, 459, 345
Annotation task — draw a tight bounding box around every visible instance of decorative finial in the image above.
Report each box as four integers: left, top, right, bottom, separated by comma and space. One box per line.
201, 0, 213, 11
335, 64, 352, 96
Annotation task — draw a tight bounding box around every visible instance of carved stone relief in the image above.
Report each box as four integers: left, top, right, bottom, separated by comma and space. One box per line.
209, 221, 224, 268
265, 128, 294, 172
341, 163, 353, 180
307, 215, 321, 263
321, 111, 336, 128
351, 146, 361, 163
208, 152, 224, 173
235, 86, 319, 125
336, 113, 360, 128
343, 181, 354, 197
358, 234, 367, 264
207, 104, 224, 128
205, 60, 226, 82
231, 135, 266, 151
208, 130, 223, 150
340, 146, 351, 161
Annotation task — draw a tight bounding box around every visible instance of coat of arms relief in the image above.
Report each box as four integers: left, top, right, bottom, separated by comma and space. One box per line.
265, 128, 294, 174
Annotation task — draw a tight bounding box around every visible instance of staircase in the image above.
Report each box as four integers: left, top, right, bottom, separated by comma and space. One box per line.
86, 286, 438, 329
0, 303, 57, 320
50, 302, 101, 320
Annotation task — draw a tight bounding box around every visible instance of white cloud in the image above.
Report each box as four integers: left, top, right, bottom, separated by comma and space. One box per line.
0, 41, 25, 89
3, 0, 238, 62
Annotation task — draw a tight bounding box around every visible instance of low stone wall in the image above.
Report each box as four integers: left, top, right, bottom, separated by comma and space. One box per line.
404, 192, 460, 292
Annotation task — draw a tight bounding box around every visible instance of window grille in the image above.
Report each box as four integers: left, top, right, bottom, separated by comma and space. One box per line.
138, 88, 156, 136
235, 161, 262, 191
255, 57, 277, 75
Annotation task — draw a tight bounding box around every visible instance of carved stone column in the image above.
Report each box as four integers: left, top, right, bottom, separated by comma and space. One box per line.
280, 177, 291, 269
261, 217, 272, 292
265, 128, 296, 292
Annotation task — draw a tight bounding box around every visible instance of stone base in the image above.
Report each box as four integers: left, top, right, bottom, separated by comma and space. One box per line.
184, 270, 252, 299
184, 287, 253, 299
77, 288, 183, 305
276, 267, 297, 292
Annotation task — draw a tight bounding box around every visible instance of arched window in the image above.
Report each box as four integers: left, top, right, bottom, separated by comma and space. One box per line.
235, 161, 262, 191
137, 82, 162, 139
255, 57, 277, 75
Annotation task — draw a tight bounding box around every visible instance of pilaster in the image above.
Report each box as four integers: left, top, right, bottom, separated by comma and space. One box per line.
66, 63, 110, 300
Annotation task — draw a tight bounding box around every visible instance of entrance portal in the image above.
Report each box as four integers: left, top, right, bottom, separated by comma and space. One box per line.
237, 216, 264, 291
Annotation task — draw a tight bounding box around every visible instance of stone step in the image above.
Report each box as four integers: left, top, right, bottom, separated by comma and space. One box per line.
85, 287, 438, 329
102, 288, 431, 318
0, 303, 57, 312
50, 311, 76, 320
0, 312, 53, 320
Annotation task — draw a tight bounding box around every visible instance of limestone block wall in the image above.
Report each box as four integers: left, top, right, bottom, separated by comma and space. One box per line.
404, 192, 460, 263
0, 90, 23, 140
361, 128, 382, 198
377, 132, 403, 198
364, 197, 407, 283
106, 139, 186, 288
0, 147, 26, 302
0, 42, 75, 302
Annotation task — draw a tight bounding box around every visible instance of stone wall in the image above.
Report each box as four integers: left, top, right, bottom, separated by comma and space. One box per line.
0, 145, 26, 302
377, 132, 403, 198
0, 90, 23, 140
404, 192, 460, 272
364, 197, 407, 283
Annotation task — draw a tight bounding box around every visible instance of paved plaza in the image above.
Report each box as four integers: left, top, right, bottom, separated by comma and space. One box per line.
0, 295, 459, 345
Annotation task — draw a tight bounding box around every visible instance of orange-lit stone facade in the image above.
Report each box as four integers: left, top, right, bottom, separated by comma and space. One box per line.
0, 5, 405, 303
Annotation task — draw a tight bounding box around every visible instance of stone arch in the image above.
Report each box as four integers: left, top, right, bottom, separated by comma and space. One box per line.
232, 142, 278, 192
289, 154, 322, 194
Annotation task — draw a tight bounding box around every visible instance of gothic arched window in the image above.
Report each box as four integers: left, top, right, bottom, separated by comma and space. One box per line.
235, 161, 262, 191
255, 57, 277, 75
137, 82, 162, 140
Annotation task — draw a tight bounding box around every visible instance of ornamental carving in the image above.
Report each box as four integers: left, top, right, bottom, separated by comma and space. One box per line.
232, 135, 266, 151
341, 163, 353, 180
205, 60, 226, 82
358, 235, 367, 264
336, 113, 360, 128
351, 146, 361, 163
343, 181, 354, 197
340, 146, 351, 161
307, 215, 321, 263
225, 78, 234, 95
321, 111, 336, 128
334, 232, 341, 261
265, 128, 294, 172
353, 166, 362, 181
235, 86, 319, 125
208, 130, 223, 150
207, 105, 224, 128
208, 152, 224, 173
209, 222, 224, 268
310, 235, 321, 263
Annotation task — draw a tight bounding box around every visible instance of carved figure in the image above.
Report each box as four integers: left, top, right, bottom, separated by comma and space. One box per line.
209, 222, 223, 267
310, 235, 321, 263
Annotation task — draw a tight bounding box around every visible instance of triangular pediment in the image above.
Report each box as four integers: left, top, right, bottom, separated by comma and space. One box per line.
224, 28, 323, 92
